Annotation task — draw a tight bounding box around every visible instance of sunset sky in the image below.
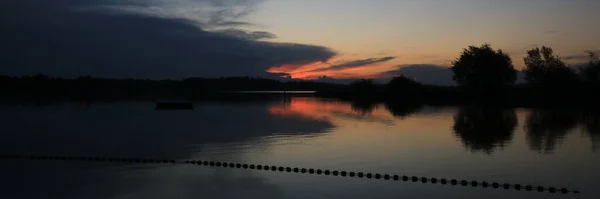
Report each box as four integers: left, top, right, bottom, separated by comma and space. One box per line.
2, 0, 599, 82
255, 0, 600, 79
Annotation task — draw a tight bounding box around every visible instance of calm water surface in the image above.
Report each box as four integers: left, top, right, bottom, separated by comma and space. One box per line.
0, 96, 598, 199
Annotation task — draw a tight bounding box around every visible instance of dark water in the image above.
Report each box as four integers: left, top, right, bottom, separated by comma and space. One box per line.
0, 97, 598, 199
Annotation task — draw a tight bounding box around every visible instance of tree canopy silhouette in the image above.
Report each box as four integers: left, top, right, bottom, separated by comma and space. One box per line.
451, 43, 517, 90
385, 75, 423, 98
387, 75, 422, 91
350, 79, 376, 94
523, 46, 577, 86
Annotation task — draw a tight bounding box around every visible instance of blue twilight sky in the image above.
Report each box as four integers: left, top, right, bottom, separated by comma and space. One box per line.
1, 0, 599, 82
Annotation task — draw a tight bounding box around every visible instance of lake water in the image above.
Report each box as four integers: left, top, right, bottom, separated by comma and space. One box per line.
0, 96, 598, 199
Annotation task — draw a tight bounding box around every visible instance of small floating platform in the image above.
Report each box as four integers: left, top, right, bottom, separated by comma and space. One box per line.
155, 101, 194, 110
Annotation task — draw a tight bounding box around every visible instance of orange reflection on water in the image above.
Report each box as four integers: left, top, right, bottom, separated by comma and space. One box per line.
268, 97, 395, 125
264, 97, 464, 169
267, 97, 460, 138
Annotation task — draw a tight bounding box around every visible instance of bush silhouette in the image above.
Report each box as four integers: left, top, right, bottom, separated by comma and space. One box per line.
350, 79, 376, 94
523, 46, 577, 86
387, 75, 421, 91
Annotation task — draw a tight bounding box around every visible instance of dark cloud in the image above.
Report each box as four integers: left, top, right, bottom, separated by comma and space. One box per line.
543, 30, 558, 35
206, 0, 263, 27
215, 29, 277, 40
213, 21, 255, 27
0, 0, 335, 79
76, 0, 260, 28
209, 10, 255, 27
309, 56, 396, 72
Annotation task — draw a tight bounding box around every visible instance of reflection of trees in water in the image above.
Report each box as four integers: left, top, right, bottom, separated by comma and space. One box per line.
350, 100, 378, 115
581, 110, 600, 152
453, 106, 517, 154
525, 109, 580, 154
383, 101, 423, 119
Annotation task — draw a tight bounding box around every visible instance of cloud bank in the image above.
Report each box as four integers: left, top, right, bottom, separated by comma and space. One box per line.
0, 0, 335, 79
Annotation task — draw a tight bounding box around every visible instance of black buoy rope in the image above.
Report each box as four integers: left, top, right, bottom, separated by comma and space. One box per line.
0, 154, 580, 195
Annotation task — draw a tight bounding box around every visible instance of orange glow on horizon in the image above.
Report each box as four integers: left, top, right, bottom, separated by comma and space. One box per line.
266, 56, 399, 80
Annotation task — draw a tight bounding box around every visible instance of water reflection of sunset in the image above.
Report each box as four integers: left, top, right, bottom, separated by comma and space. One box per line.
266, 98, 598, 165
267, 97, 464, 138
268, 97, 396, 125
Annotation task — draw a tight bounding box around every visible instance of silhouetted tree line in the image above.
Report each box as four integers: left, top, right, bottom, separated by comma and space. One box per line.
318, 44, 600, 107
0, 75, 345, 100
3, 43, 598, 105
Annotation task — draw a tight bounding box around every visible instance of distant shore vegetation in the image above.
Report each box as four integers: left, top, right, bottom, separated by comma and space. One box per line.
1, 44, 599, 107
318, 44, 600, 107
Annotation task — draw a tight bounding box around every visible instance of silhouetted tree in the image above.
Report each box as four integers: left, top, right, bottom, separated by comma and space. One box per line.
525, 109, 580, 154
523, 46, 577, 86
451, 44, 517, 90
350, 79, 376, 93
580, 51, 600, 84
387, 75, 421, 90
386, 75, 422, 98
581, 109, 600, 152
453, 106, 517, 154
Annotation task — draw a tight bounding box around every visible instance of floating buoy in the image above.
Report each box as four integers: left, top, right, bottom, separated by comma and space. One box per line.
0, 154, 580, 195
